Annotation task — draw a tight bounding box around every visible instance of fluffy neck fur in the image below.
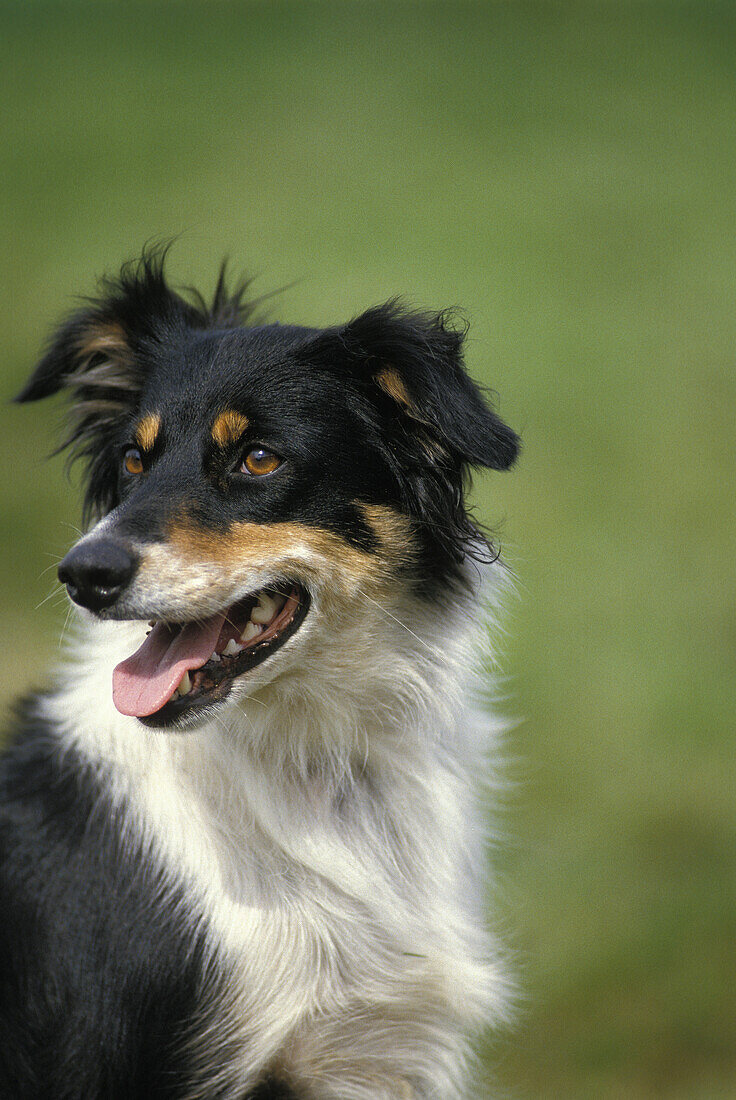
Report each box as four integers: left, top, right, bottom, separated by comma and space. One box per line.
41, 564, 510, 1100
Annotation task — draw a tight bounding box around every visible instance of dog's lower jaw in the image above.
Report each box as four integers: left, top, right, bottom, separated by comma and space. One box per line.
136, 586, 312, 729
48, 573, 508, 1099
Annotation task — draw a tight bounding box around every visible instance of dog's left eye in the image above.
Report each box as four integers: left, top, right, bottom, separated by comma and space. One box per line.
123, 448, 144, 475
240, 448, 281, 477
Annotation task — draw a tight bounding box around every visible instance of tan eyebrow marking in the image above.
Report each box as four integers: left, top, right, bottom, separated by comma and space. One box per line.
134, 413, 162, 453
375, 367, 413, 410
212, 409, 250, 448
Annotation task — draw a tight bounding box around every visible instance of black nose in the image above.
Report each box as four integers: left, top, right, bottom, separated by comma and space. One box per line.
58, 539, 138, 612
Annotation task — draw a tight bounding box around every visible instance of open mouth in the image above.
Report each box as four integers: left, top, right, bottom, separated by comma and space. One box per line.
112, 583, 310, 728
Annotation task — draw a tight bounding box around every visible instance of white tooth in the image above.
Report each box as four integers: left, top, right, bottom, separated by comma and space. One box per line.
178, 671, 192, 695
210, 651, 221, 663
224, 638, 243, 657
251, 592, 282, 624
240, 621, 260, 643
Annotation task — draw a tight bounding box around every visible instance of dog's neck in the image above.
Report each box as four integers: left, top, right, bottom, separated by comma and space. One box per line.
36, 571, 507, 1093
43, 571, 499, 896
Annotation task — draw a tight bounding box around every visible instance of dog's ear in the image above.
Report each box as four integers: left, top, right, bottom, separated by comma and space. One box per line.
16, 251, 185, 407
15, 250, 199, 519
17, 251, 254, 521
17, 307, 140, 405
18, 251, 254, 404
304, 302, 519, 471
16, 303, 149, 521
302, 303, 519, 584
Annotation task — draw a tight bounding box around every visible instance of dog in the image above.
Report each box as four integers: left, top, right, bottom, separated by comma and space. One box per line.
0, 250, 519, 1100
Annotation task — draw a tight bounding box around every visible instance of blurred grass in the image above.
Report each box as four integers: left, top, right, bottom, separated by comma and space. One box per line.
1, 2, 735, 1096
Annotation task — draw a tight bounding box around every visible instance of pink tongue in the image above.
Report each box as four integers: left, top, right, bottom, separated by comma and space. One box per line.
112, 612, 227, 717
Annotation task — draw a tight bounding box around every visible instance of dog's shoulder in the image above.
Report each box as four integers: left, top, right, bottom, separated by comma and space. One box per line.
0, 699, 228, 1100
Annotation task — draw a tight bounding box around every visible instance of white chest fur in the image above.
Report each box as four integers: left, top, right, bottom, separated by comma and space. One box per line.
48, 593, 509, 1100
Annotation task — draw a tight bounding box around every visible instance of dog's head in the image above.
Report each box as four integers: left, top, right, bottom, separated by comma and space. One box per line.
19, 251, 518, 729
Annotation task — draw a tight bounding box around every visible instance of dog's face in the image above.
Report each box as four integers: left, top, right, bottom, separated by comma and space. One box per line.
19, 253, 518, 729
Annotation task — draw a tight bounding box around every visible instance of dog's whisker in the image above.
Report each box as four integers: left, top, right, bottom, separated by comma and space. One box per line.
38, 560, 63, 579
35, 585, 65, 611
61, 522, 85, 539
58, 605, 74, 649
355, 588, 436, 655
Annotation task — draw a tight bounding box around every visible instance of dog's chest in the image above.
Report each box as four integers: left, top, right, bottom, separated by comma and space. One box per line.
128, 748, 463, 1095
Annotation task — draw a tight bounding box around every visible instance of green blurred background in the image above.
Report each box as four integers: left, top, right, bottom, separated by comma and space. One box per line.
1, 2, 734, 1096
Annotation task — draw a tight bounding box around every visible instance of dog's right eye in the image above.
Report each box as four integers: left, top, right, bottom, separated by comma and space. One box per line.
123, 448, 144, 475
240, 448, 282, 477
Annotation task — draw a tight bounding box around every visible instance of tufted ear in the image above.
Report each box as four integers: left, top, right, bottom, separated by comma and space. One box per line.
16, 303, 151, 521
16, 249, 253, 520
15, 254, 178, 518
303, 301, 519, 471
16, 312, 134, 406
16, 249, 188, 407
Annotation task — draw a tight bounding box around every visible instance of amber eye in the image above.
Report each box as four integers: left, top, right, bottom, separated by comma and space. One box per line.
123, 448, 144, 475
241, 447, 281, 476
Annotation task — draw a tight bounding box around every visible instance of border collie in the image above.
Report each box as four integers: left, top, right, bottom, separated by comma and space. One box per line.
0, 251, 519, 1100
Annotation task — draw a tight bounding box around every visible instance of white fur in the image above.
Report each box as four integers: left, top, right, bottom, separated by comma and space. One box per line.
42, 549, 511, 1099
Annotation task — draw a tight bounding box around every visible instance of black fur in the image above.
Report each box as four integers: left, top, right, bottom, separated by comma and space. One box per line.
16, 250, 256, 524
17, 248, 519, 590
0, 704, 206, 1098
0, 705, 300, 1100
299, 303, 519, 582
2, 251, 519, 1096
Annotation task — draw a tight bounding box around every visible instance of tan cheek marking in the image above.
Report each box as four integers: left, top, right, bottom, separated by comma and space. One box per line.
166, 511, 412, 597
212, 409, 250, 448
134, 413, 162, 453
358, 503, 415, 565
